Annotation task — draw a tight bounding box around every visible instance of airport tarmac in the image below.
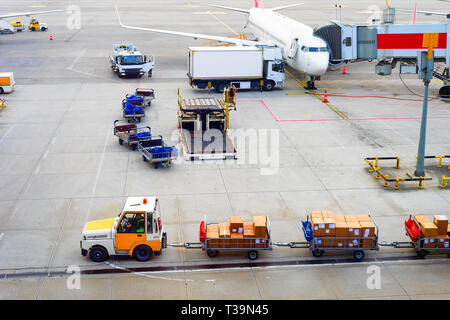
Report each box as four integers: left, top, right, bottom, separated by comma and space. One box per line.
0, 0, 449, 300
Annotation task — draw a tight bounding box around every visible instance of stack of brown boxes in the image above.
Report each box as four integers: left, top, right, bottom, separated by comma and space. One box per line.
213, 216, 269, 249
414, 215, 438, 248
433, 215, 449, 249
309, 212, 375, 249
230, 216, 244, 248
206, 224, 220, 248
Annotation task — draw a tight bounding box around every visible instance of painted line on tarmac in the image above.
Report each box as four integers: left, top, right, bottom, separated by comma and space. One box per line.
206, 11, 239, 36
0, 125, 14, 144
0, 233, 3, 241
105, 261, 193, 282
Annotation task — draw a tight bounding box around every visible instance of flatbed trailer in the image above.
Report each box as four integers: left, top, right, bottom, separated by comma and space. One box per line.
113, 120, 152, 150
170, 217, 272, 260
275, 214, 380, 261
379, 215, 450, 258
138, 136, 178, 169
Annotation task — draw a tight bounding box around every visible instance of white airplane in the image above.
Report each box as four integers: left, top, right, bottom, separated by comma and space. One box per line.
0, 9, 62, 33
117, 0, 330, 90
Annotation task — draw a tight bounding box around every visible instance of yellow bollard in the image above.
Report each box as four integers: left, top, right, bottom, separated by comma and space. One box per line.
418, 177, 424, 189
384, 175, 389, 187
394, 177, 400, 190
376, 168, 381, 179
368, 160, 374, 172
395, 157, 400, 169
437, 156, 444, 168
375, 158, 379, 171
448, 160, 450, 170
0, 98, 5, 110
442, 176, 447, 188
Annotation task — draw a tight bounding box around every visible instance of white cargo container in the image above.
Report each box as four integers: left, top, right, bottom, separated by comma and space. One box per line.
187, 46, 285, 93
0, 72, 15, 94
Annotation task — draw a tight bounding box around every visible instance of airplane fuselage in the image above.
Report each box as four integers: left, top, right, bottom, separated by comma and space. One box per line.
246, 8, 329, 77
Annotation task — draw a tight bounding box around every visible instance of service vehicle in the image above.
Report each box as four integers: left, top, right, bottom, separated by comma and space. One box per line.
113, 120, 152, 150
0, 72, 15, 94
81, 197, 167, 262
110, 44, 155, 78
28, 18, 47, 31
10, 21, 24, 32
187, 45, 285, 93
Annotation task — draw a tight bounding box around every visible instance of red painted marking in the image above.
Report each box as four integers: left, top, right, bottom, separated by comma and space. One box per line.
377, 33, 447, 49
254, 0, 264, 9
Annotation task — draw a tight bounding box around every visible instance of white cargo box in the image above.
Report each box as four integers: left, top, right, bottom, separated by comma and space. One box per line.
188, 46, 263, 79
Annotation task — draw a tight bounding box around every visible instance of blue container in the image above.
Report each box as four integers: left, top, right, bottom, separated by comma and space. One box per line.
301, 220, 313, 242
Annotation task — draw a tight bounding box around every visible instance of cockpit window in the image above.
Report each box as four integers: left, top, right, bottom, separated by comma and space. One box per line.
301, 46, 328, 53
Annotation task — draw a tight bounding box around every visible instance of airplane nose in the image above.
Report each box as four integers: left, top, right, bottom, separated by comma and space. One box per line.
307, 54, 329, 76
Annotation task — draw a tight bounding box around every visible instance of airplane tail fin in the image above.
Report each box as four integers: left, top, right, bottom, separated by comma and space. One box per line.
254, 0, 264, 9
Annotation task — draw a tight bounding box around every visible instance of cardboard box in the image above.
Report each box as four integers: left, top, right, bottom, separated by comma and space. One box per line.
347, 221, 361, 238
433, 215, 448, 235
207, 224, 219, 233
253, 216, 268, 238
437, 235, 450, 249
332, 215, 346, 222
206, 229, 220, 248
255, 237, 268, 249
323, 217, 336, 237
361, 239, 375, 249
230, 232, 244, 248
219, 222, 231, 246
422, 238, 437, 248
414, 215, 430, 224
448, 224, 450, 236
314, 238, 332, 248
310, 211, 322, 219
321, 210, 334, 218
356, 214, 371, 222
344, 215, 358, 222
334, 221, 348, 248
420, 222, 438, 238
347, 239, 360, 248
360, 221, 376, 239
311, 217, 325, 237
230, 216, 244, 233
243, 222, 255, 248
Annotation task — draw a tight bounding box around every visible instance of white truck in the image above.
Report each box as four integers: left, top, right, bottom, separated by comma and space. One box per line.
0, 73, 15, 94
110, 44, 155, 78
187, 45, 285, 93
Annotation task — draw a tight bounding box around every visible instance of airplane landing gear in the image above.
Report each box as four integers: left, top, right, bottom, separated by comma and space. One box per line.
305, 81, 317, 90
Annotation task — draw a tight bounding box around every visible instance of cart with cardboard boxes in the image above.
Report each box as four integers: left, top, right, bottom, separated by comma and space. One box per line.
276, 211, 379, 261
380, 214, 450, 258
171, 216, 272, 260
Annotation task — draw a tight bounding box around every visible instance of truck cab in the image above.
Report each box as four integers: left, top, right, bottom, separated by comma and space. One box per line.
81, 197, 167, 262
110, 44, 155, 78
28, 18, 47, 31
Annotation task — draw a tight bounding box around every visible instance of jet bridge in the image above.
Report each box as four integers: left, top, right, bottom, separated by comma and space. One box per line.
314, 9, 450, 96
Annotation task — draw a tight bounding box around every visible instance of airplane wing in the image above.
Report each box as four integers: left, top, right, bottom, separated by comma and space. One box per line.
116, 6, 268, 46
0, 9, 63, 20
394, 8, 448, 17
202, 3, 250, 14
268, 4, 304, 11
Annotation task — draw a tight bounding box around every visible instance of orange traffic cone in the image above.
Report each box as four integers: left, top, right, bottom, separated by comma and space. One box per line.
50, 33, 53, 40
342, 65, 347, 74
323, 90, 328, 103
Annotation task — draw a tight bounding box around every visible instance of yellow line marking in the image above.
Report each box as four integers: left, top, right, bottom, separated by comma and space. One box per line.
194, 11, 226, 15
28, 5, 47, 8
207, 11, 239, 36
285, 69, 348, 120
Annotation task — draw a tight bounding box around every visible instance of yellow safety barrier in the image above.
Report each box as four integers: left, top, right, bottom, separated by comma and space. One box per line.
441, 176, 450, 188
418, 155, 450, 169
0, 99, 5, 111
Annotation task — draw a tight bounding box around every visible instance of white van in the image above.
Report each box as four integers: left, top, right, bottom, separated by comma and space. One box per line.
0, 72, 15, 94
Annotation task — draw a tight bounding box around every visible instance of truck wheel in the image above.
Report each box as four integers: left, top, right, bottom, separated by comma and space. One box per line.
312, 249, 324, 257
31, 27, 36, 31
89, 246, 109, 262
207, 249, 218, 258
134, 245, 152, 261
248, 251, 259, 260
215, 82, 227, 93
41, 27, 47, 31
0, 88, 3, 94
353, 250, 365, 261
263, 81, 275, 91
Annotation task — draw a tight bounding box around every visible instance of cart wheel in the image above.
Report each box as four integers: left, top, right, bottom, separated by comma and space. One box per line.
312, 249, 324, 257
119, 139, 123, 145
147, 101, 152, 107
143, 156, 147, 162
132, 144, 137, 151
248, 251, 258, 260
207, 250, 218, 258
354, 250, 365, 262
416, 250, 428, 258
154, 163, 158, 169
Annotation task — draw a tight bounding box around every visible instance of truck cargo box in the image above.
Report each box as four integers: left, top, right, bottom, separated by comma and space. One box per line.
187, 46, 263, 79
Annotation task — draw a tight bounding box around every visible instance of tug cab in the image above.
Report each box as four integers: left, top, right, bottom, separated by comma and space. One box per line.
81, 197, 167, 262
28, 18, 47, 31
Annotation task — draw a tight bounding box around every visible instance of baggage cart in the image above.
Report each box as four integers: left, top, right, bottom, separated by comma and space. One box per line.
138, 136, 178, 169
113, 120, 152, 150
122, 101, 145, 123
